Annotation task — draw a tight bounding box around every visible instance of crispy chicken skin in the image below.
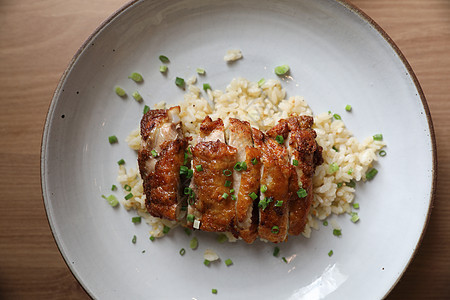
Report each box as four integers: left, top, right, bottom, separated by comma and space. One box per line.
138, 107, 188, 221
269, 116, 323, 235
253, 128, 290, 243
228, 118, 260, 243
188, 117, 238, 232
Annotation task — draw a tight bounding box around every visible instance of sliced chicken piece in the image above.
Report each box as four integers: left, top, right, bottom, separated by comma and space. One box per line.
252, 128, 290, 243
228, 118, 260, 243
188, 117, 237, 232
138, 106, 188, 221
268, 116, 324, 235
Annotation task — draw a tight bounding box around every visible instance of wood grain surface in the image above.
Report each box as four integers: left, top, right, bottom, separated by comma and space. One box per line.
0, 0, 448, 299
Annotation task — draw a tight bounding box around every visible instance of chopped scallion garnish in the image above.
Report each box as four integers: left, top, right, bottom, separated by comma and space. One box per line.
366, 168, 378, 180
230, 188, 235, 194
184, 187, 193, 195
345, 104, 352, 112
275, 135, 284, 144
163, 225, 171, 234
196, 68, 205, 75
186, 169, 194, 179
251, 158, 258, 165
292, 159, 299, 166
196, 165, 203, 172
328, 163, 339, 174
203, 83, 211, 91
260, 185, 267, 193
333, 114, 341, 120
143, 105, 150, 114
379, 150, 387, 157
231, 195, 237, 201
275, 200, 283, 207
101, 195, 119, 207
179, 165, 189, 175
190, 237, 198, 249
132, 91, 142, 102
249, 192, 258, 200
132, 216, 141, 223
273, 246, 280, 257
128, 72, 143, 82
117, 159, 125, 165
132, 235, 137, 244
332, 146, 339, 152
337, 182, 343, 188
159, 65, 168, 73
124, 193, 133, 200
159, 55, 170, 63
224, 258, 233, 266
373, 134, 383, 141
108, 135, 118, 144
234, 161, 247, 171
222, 192, 229, 199
175, 77, 185, 88
149, 235, 155, 241
225, 180, 231, 187
204, 259, 211, 266
212, 288, 217, 294
328, 250, 334, 257
187, 214, 195, 222
297, 188, 307, 198
350, 212, 360, 223
274, 64, 290, 75
258, 78, 265, 86
223, 169, 232, 176
333, 229, 342, 237
179, 248, 186, 256
271, 226, 279, 234
124, 184, 132, 191
111, 185, 117, 191
114, 86, 126, 97
217, 234, 227, 243
353, 203, 360, 209
346, 180, 356, 188
323, 220, 328, 226
282, 257, 288, 263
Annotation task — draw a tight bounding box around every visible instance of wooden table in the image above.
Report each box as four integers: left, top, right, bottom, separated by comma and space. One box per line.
1, 0, 448, 298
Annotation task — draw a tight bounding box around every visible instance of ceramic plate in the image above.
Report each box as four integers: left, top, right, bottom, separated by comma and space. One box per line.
41, 0, 436, 299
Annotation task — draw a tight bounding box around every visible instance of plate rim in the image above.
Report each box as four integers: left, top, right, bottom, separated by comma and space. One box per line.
40, 0, 437, 298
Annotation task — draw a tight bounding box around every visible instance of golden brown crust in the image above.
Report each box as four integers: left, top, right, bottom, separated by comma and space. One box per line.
199, 116, 224, 138
190, 140, 237, 232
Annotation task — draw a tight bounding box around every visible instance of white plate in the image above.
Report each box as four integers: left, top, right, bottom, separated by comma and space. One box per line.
41, 0, 436, 299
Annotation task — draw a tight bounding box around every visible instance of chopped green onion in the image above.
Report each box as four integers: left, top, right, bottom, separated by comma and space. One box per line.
234, 161, 247, 171
184, 187, 193, 195
190, 237, 198, 249
204, 259, 211, 266
117, 159, 125, 165
337, 182, 343, 188
179, 165, 189, 175
203, 83, 211, 91
273, 246, 280, 257
223, 169, 232, 176
114, 86, 126, 97
249, 192, 258, 200
108, 135, 118, 144
328, 250, 334, 257
333, 229, 342, 237
328, 163, 339, 174
345, 104, 352, 112
346, 180, 356, 188
187, 146, 192, 154
297, 188, 307, 198
275, 200, 283, 207
333, 114, 341, 120
159, 65, 168, 73
292, 159, 299, 166
282, 257, 288, 263
222, 192, 229, 199
350, 212, 360, 223
143, 105, 150, 114
258, 78, 265, 86
225, 180, 231, 187
175, 77, 185, 88
353, 203, 360, 209
275, 135, 284, 144
217, 234, 228, 243
149, 235, 155, 241
379, 150, 387, 157
251, 158, 258, 165
260, 185, 268, 193
132, 216, 141, 223
184, 152, 189, 165
373, 134, 383, 141
128, 72, 143, 82
258, 197, 273, 210
124, 184, 131, 191
366, 168, 378, 180
230, 188, 235, 194
101, 195, 119, 207
212, 288, 217, 294
111, 185, 117, 191
188, 193, 196, 205
124, 193, 133, 200
179, 248, 186, 256
159, 55, 170, 63
271, 226, 279, 234
347, 168, 353, 175
186, 169, 194, 179
332, 146, 339, 152
184, 228, 192, 236
187, 214, 195, 222
132, 91, 142, 102
323, 220, 328, 226
132, 235, 137, 244
231, 195, 237, 201
195, 165, 203, 172
224, 258, 233, 266
163, 225, 171, 234
274, 64, 290, 75
196, 68, 205, 75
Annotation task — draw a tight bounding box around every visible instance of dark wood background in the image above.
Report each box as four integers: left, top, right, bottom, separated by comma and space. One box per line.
1, 0, 448, 298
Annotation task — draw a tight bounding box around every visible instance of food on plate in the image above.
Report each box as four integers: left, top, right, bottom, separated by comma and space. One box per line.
137, 106, 323, 243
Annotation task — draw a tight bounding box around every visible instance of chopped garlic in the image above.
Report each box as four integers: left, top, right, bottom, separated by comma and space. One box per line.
224, 49, 243, 62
